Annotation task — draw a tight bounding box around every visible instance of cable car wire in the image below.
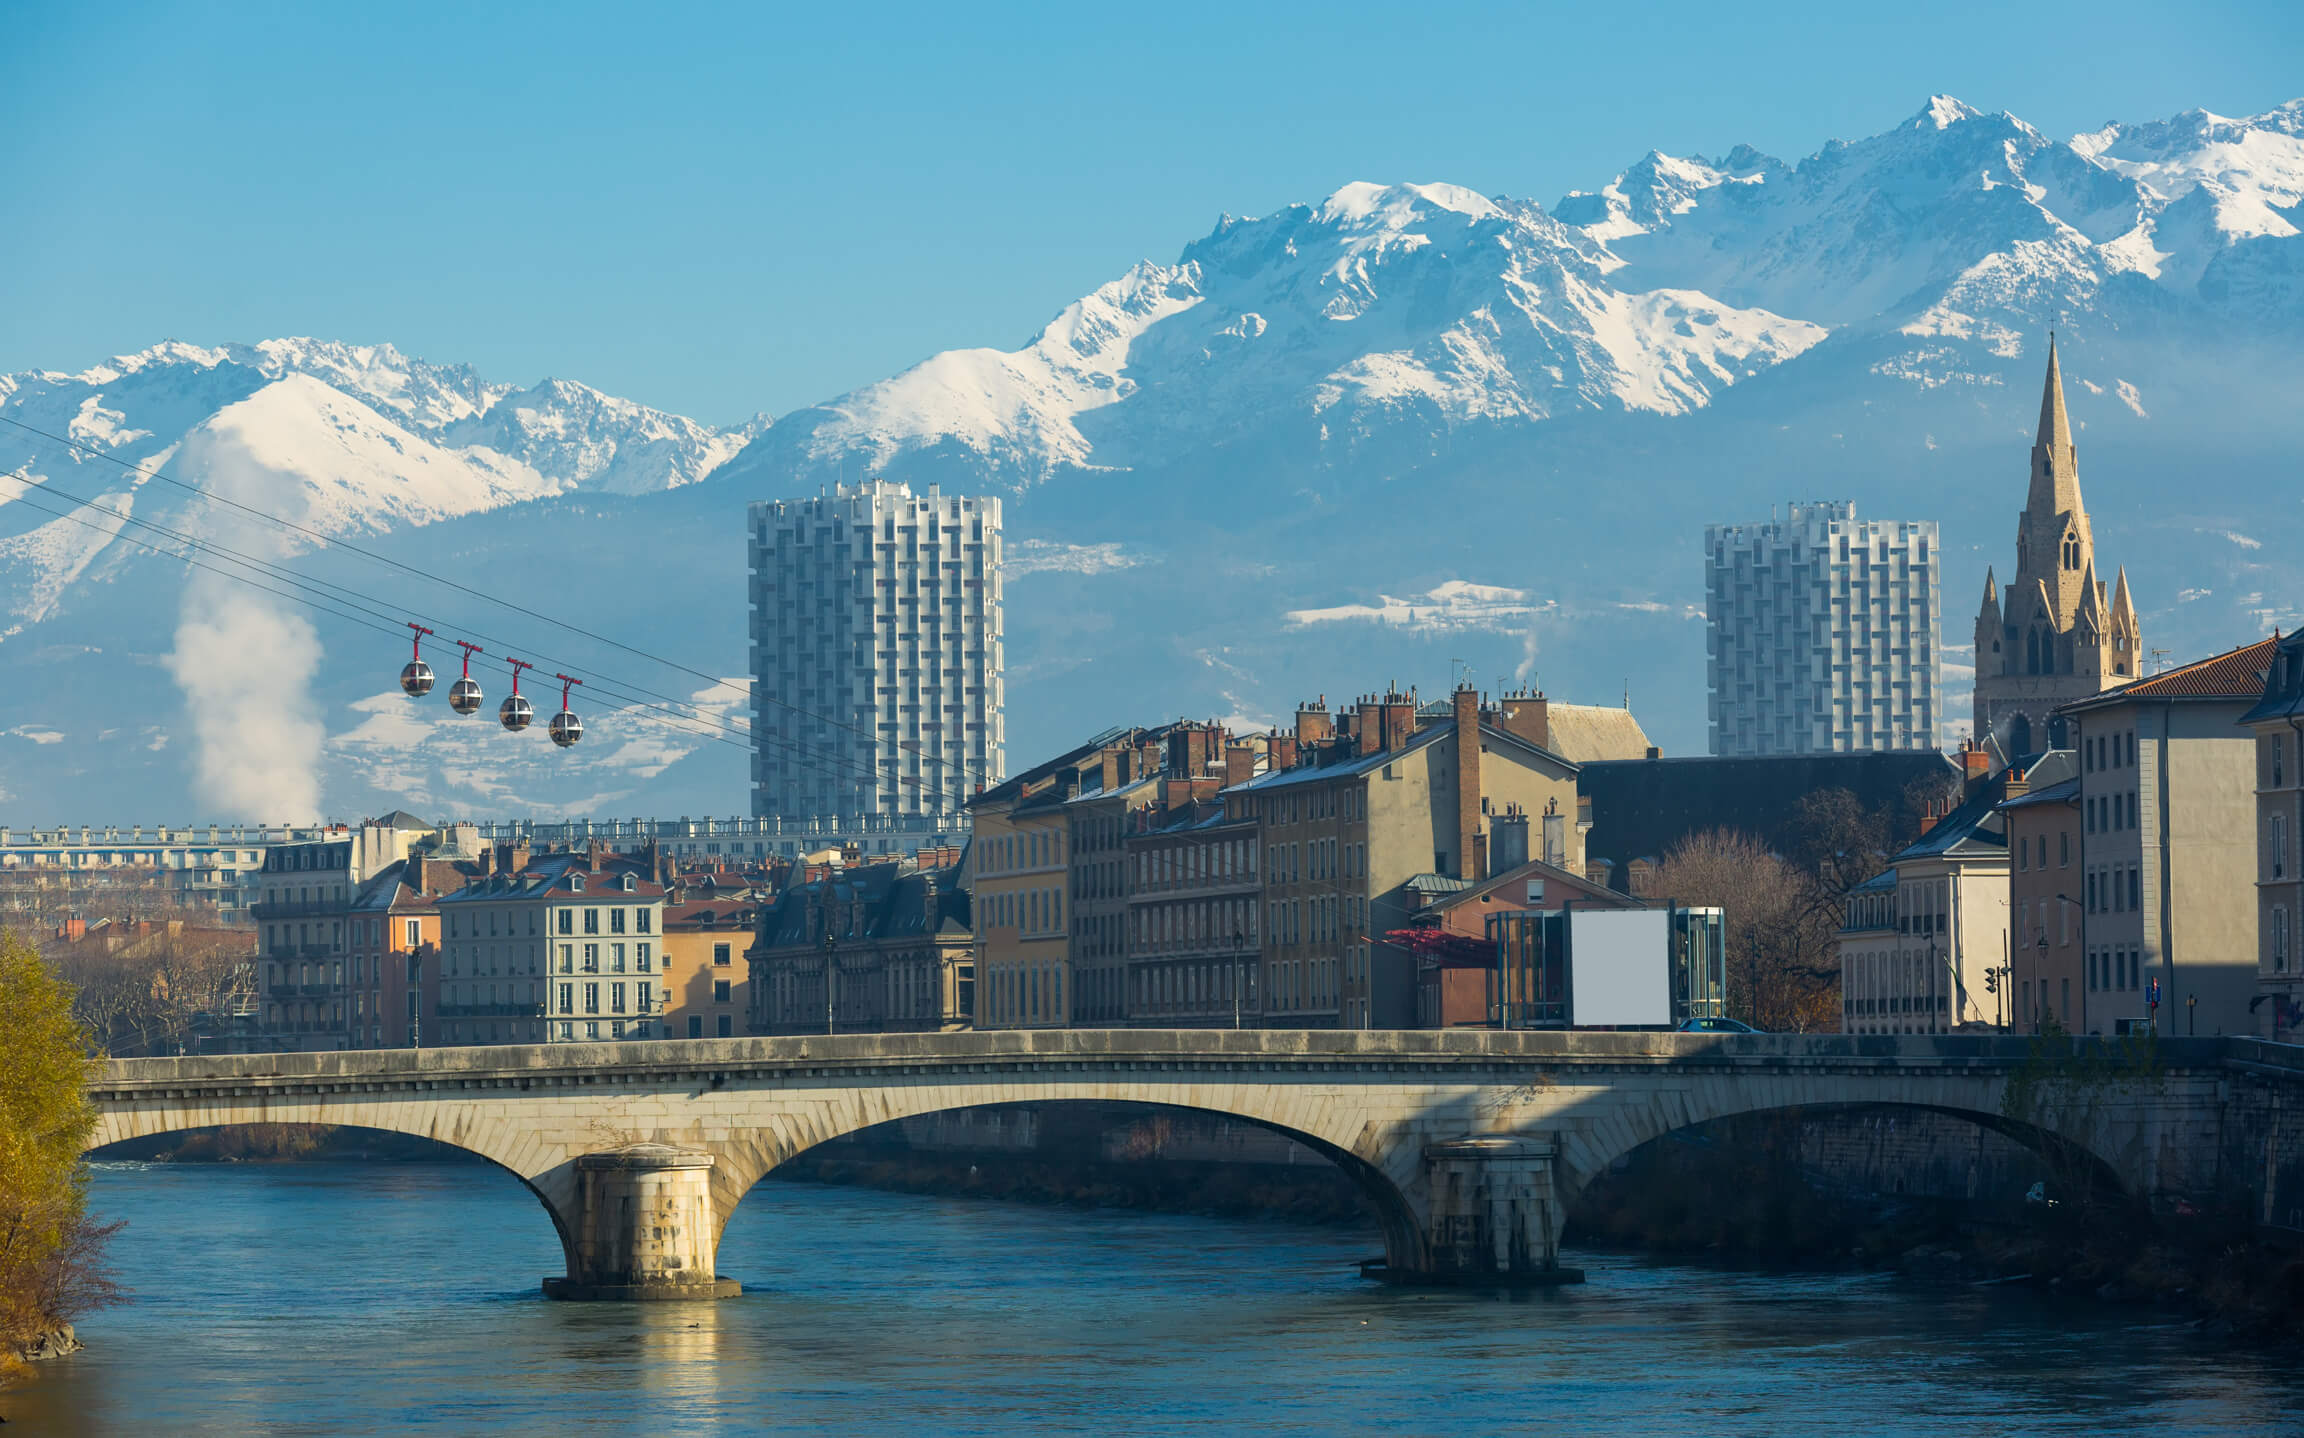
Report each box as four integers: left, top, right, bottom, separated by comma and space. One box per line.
0, 459, 979, 802
0, 413, 992, 788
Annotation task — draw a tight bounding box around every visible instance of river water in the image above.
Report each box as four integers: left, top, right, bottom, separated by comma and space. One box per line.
13, 1161, 2302, 1434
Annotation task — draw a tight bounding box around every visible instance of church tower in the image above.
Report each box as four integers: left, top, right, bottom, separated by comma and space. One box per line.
1972, 337, 2140, 757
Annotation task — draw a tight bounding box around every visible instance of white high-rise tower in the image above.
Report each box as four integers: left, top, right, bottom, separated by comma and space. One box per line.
1706, 500, 1941, 755
748, 480, 1003, 848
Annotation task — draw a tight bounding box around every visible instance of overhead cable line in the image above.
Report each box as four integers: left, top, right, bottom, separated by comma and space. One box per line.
0, 450, 978, 803
0, 412, 991, 789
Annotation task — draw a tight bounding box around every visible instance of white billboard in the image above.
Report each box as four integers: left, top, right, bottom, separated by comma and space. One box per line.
1571, 909, 1671, 1027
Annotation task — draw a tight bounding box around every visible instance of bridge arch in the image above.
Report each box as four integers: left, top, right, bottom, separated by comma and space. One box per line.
718, 1094, 1424, 1270
86, 1100, 583, 1274
1548, 1091, 2135, 1227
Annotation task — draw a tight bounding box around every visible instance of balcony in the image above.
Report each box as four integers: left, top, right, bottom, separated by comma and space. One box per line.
436, 1003, 544, 1019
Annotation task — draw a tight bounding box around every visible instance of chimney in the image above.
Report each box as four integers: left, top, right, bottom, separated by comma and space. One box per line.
1491, 804, 1530, 872
1496, 690, 1550, 750
1961, 738, 1992, 791
1354, 697, 1382, 756
1295, 697, 1334, 744
1454, 686, 1482, 883
1101, 745, 1127, 795
1224, 744, 1257, 790
1271, 734, 1299, 771
1383, 690, 1416, 751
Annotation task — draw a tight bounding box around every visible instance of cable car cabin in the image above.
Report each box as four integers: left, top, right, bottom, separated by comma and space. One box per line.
499, 693, 534, 732
549, 710, 582, 747
1484, 906, 1727, 1030
400, 659, 434, 696
448, 676, 483, 714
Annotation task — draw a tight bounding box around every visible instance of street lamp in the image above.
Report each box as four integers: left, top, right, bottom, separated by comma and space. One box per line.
821, 925, 837, 1037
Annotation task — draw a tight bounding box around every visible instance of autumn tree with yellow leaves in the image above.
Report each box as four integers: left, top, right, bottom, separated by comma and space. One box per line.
0, 931, 122, 1384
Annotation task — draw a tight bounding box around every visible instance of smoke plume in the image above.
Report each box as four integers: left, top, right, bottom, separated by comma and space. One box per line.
165, 435, 325, 820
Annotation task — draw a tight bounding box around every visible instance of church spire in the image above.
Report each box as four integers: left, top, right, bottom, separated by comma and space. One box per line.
2036, 332, 2073, 453
2024, 332, 2089, 576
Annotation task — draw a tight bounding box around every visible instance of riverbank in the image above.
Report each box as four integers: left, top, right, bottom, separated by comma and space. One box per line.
92, 1123, 475, 1164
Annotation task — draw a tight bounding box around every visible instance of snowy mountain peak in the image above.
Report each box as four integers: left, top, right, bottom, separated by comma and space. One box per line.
1920, 94, 1983, 131
1317, 181, 1501, 226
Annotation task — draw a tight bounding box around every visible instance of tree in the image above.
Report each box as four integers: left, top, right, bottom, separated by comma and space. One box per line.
0, 932, 123, 1384
1653, 829, 1844, 1033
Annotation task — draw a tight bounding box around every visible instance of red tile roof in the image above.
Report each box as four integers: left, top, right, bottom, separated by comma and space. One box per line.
2080, 637, 2276, 705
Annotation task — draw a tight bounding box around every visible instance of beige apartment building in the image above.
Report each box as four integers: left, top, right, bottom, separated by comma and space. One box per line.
971, 737, 1100, 1029
2239, 628, 2302, 1041
1224, 687, 1584, 1028
1839, 754, 2061, 1035
2058, 639, 2275, 1037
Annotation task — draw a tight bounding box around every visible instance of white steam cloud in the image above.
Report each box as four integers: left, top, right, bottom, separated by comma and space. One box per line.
165, 435, 326, 820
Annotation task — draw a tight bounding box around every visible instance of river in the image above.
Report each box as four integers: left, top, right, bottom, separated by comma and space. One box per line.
13, 1161, 2302, 1434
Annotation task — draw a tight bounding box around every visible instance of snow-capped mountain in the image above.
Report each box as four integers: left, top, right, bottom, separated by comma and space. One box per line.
726, 96, 2303, 495
3, 95, 2301, 825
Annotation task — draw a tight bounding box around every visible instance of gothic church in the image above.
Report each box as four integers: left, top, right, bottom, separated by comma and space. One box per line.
1972, 337, 2141, 758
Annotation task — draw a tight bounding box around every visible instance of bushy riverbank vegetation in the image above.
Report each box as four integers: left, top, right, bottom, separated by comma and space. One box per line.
0, 932, 122, 1386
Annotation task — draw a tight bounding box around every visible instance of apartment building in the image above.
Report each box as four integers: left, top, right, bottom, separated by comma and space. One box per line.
439, 858, 669, 1044
1840, 752, 2067, 1035
2241, 629, 2303, 1040
1999, 771, 2083, 1032
665, 897, 758, 1040
748, 478, 1001, 850
2058, 639, 2276, 1037
1223, 687, 1585, 1028
746, 858, 972, 1035
0, 823, 288, 922
1705, 500, 1941, 755
1124, 787, 1261, 1027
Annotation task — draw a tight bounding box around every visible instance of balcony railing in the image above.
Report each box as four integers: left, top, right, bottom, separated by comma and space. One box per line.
436, 1003, 544, 1018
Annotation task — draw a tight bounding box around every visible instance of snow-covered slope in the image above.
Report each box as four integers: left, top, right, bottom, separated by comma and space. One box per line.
3, 95, 2301, 825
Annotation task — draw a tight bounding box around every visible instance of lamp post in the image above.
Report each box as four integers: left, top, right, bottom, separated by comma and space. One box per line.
822, 926, 836, 1037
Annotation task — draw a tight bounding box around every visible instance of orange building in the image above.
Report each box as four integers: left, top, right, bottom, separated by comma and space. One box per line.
665, 896, 759, 1039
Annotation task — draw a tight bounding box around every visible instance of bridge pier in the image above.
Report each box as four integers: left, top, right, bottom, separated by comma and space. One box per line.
1386, 1136, 1581, 1286
541, 1145, 740, 1301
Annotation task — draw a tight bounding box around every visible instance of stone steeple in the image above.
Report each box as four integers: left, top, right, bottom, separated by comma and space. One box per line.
1971, 336, 2140, 758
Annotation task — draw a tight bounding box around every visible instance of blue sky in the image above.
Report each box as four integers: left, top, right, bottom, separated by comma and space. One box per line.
2, 0, 2297, 425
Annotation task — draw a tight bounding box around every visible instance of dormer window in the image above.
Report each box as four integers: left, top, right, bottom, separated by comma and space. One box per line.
569, 874, 585, 894
621, 873, 636, 893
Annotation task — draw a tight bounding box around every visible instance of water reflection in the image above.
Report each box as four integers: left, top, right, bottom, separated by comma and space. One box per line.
10, 1162, 2299, 1436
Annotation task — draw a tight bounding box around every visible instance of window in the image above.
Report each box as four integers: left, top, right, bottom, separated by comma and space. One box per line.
637, 909, 652, 934
558, 909, 574, 935
610, 908, 627, 935
583, 943, 599, 972
405, 919, 420, 947
611, 983, 626, 1014
714, 979, 732, 1003
717, 1014, 734, 1038
637, 942, 652, 972
2274, 814, 2289, 881
583, 982, 599, 1014
688, 1015, 704, 1038
583, 908, 599, 935
558, 982, 573, 1014
714, 943, 732, 967
2275, 907, 2291, 974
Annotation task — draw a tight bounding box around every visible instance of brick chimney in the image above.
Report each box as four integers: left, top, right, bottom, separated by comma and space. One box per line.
1496, 689, 1550, 750
1101, 745, 1128, 795
1271, 734, 1299, 771
1224, 744, 1257, 790
1295, 697, 1334, 744
1354, 696, 1382, 756
1453, 686, 1483, 883
1961, 737, 1992, 794
1382, 688, 1416, 751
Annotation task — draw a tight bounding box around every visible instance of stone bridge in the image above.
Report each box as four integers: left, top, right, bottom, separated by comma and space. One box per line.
87, 1031, 2304, 1298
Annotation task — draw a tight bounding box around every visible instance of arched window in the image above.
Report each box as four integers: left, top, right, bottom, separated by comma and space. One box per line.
2008, 713, 2033, 757
2026, 629, 2041, 675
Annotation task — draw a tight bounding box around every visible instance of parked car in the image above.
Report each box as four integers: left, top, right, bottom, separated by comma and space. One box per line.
1677, 1017, 1761, 1033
